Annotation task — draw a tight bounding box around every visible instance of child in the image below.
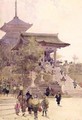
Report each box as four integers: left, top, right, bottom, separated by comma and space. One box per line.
28, 95, 33, 114
17, 94, 27, 116
41, 95, 49, 117
32, 95, 40, 120
14, 100, 20, 115
21, 97, 27, 116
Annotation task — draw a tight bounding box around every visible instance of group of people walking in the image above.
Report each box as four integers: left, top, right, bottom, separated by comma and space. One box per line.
14, 90, 62, 120
14, 90, 49, 120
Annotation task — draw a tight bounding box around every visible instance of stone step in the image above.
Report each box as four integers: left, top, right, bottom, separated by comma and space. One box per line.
47, 66, 82, 96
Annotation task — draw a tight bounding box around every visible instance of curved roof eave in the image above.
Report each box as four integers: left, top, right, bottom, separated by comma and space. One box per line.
0, 17, 33, 32
21, 32, 70, 48
38, 41, 70, 48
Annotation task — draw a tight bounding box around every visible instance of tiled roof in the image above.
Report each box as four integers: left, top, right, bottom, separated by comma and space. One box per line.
0, 16, 33, 32
21, 32, 70, 48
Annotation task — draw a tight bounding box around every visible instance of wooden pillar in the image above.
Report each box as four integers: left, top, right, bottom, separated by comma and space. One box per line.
42, 47, 46, 67
43, 51, 45, 63
54, 48, 57, 67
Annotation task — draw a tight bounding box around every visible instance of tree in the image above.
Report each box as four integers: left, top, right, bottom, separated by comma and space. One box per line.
72, 55, 78, 64
11, 37, 43, 86
0, 44, 9, 70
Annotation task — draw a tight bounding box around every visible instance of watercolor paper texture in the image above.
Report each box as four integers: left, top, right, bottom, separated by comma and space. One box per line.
0, 0, 82, 120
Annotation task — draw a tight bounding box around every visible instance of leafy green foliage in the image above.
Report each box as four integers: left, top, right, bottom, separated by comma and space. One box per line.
0, 45, 9, 70
12, 37, 43, 74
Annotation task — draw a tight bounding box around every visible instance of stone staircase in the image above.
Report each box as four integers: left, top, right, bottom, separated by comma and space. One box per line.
55, 68, 82, 97
44, 64, 82, 97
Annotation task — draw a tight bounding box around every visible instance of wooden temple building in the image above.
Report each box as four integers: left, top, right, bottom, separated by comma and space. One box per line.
0, 0, 70, 66
0, 1, 70, 95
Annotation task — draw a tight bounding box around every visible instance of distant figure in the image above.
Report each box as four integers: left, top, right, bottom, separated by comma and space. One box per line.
21, 96, 27, 116
73, 80, 77, 89
45, 87, 50, 96
6, 88, 9, 96
55, 91, 62, 106
41, 95, 49, 117
2, 87, 9, 96
28, 95, 33, 114
26, 91, 31, 100
17, 94, 27, 116
2, 88, 7, 95
14, 100, 20, 115
60, 69, 63, 75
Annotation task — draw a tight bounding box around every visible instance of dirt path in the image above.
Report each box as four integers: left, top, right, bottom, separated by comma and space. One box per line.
0, 95, 82, 120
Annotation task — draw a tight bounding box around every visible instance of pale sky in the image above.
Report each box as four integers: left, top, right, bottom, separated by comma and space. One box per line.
0, 0, 82, 62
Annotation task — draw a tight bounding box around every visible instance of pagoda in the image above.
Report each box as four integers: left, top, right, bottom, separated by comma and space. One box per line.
0, 0, 32, 49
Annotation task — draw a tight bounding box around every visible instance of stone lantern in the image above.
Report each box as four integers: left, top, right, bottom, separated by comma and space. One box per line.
60, 76, 66, 94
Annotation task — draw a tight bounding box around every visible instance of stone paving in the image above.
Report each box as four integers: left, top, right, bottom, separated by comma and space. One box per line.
0, 95, 82, 120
